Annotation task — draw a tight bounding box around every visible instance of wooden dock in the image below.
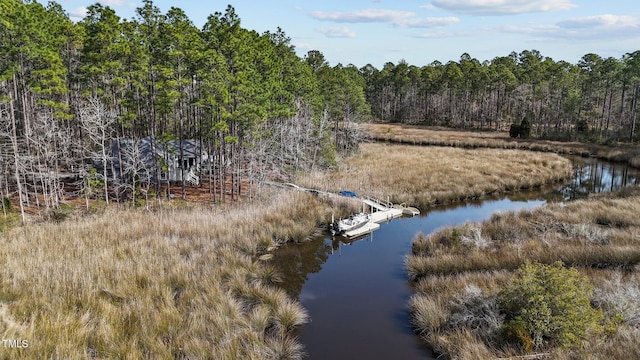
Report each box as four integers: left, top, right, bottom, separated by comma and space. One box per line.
267, 182, 419, 238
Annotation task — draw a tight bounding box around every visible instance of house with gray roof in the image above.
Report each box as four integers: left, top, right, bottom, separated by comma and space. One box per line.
109, 137, 204, 186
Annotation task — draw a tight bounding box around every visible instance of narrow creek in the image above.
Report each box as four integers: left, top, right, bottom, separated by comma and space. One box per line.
273, 157, 640, 360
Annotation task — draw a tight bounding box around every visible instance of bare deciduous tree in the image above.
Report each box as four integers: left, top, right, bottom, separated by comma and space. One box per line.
78, 97, 116, 205
0, 99, 26, 222
120, 139, 153, 208
29, 113, 73, 210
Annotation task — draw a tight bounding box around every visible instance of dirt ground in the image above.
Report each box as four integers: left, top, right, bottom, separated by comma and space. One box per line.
109, 175, 252, 205
3, 175, 252, 218
161, 177, 251, 204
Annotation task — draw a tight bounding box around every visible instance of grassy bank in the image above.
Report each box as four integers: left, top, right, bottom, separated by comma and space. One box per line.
297, 142, 572, 210
407, 188, 640, 359
364, 123, 640, 168
0, 191, 328, 359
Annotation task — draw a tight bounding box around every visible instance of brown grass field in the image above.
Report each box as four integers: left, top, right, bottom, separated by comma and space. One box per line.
364, 123, 640, 168
0, 192, 329, 359
0, 125, 625, 359
297, 142, 573, 210
407, 188, 640, 359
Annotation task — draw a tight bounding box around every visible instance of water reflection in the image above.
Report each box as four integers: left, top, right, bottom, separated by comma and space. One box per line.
550, 157, 640, 201
273, 157, 640, 360
273, 237, 333, 299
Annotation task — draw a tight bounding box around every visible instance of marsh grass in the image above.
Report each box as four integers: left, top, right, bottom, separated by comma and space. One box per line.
365, 123, 640, 168
0, 191, 324, 359
407, 188, 640, 359
0, 212, 21, 233
298, 143, 572, 210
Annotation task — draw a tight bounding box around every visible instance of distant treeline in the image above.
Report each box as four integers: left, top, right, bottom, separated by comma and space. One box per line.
361, 51, 640, 143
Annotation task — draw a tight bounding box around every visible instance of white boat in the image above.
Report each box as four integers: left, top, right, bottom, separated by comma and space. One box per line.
329, 212, 371, 236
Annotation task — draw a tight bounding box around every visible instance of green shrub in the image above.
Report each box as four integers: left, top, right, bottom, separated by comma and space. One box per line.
509, 123, 520, 138
0, 212, 21, 232
576, 119, 589, 135
48, 203, 75, 222
509, 117, 531, 139
502, 320, 534, 353
519, 117, 531, 139
2, 197, 11, 212
499, 261, 604, 350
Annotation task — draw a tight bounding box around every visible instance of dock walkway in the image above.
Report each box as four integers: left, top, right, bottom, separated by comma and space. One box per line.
267, 182, 418, 238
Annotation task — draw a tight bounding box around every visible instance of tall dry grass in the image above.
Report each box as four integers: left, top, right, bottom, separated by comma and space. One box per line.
0, 191, 326, 359
298, 143, 572, 210
364, 123, 640, 168
407, 188, 640, 359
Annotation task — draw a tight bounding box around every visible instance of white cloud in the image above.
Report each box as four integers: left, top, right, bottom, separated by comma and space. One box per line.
310, 9, 415, 24
558, 14, 639, 29
415, 30, 463, 39
414, 29, 480, 39
98, 0, 136, 8
500, 15, 640, 41
68, 6, 88, 22
499, 24, 559, 35
398, 17, 460, 28
310, 8, 459, 29
294, 42, 313, 51
420, 4, 438, 11
70, 6, 88, 18
317, 26, 357, 38
431, 0, 577, 15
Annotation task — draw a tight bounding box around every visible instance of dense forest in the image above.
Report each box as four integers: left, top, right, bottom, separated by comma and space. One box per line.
363, 51, 640, 142
1, 0, 639, 219
0, 0, 369, 219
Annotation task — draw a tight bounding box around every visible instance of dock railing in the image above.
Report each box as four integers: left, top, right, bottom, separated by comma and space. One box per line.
362, 195, 394, 212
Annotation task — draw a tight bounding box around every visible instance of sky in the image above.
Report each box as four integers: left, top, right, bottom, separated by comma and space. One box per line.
56, 0, 640, 68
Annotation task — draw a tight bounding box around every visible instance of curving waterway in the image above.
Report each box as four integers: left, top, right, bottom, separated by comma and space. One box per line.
273, 157, 640, 360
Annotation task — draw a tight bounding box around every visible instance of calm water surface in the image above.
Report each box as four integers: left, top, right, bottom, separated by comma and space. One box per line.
274, 157, 640, 360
